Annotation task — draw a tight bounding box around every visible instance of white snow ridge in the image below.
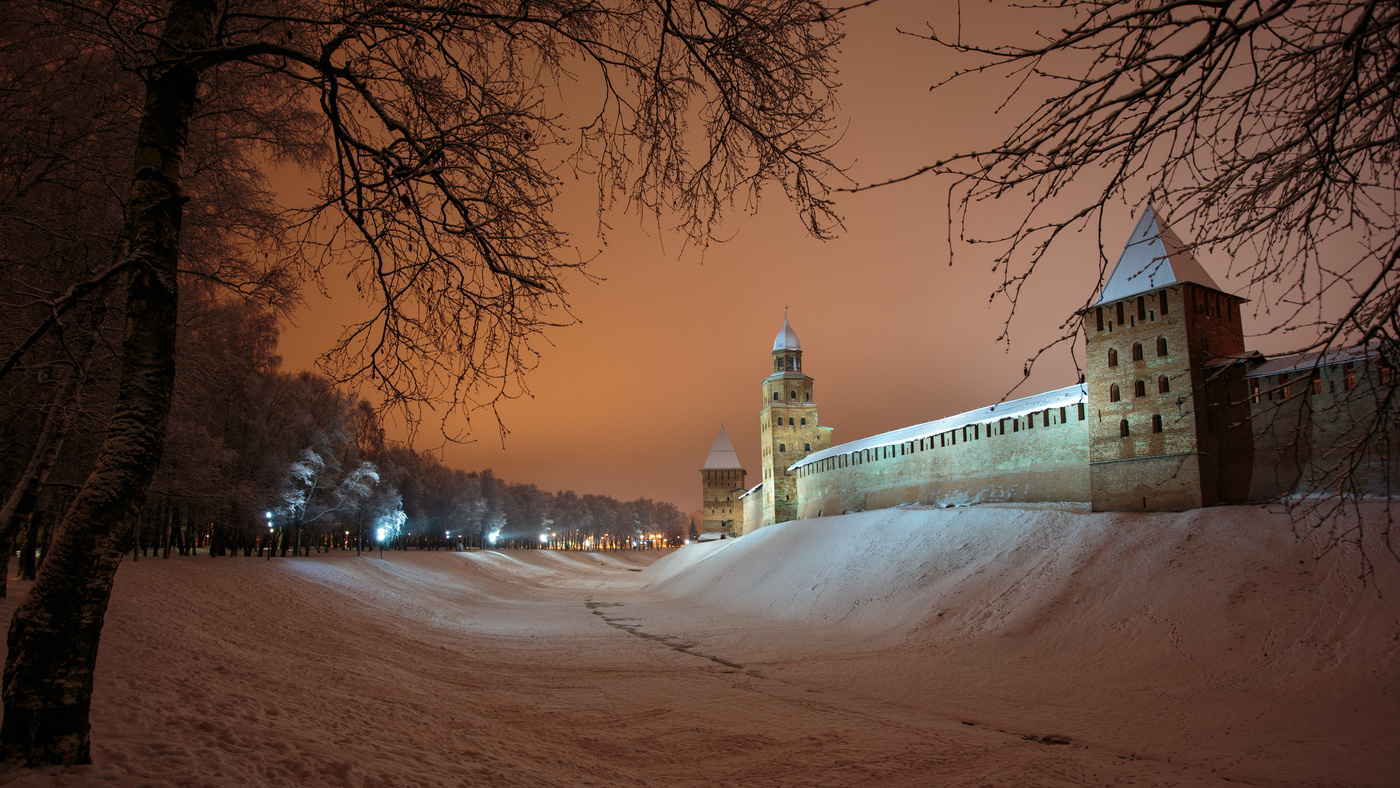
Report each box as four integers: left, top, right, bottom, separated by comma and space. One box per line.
1, 504, 1396, 787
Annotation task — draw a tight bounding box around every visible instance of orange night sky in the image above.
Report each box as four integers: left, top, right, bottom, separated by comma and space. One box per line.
275, 1, 1303, 512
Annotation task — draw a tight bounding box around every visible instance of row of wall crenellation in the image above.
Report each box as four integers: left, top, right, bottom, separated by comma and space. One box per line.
795, 404, 1090, 517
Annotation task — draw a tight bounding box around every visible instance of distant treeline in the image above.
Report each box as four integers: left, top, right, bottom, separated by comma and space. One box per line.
1, 294, 688, 580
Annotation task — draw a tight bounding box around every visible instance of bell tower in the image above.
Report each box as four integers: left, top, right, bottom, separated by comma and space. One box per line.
759, 316, 833, 528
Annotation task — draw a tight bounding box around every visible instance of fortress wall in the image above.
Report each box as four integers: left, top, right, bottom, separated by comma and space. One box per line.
1248, 361, 1400, 500
740, 487, 765, 536
795, 409, 1090, 518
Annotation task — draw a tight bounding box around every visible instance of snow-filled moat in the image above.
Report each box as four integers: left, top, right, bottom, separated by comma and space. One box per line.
1, 504, 1396, 787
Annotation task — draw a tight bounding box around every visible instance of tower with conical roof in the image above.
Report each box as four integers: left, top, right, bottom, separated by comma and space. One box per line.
759, 316, 833, 528
700, 424, 746, 537
1080, 204, 1249, 511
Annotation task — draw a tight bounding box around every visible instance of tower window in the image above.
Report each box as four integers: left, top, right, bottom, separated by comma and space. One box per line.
1096, 307, 1104, 332
1382, 360, 1394, 386
1134, 380, 1146, 398
1116, 302, 1125, 325
1158, 375, 1170, 394
779, 443, 785, 452
1157, 337, 1168, 356
1151, 414, 1163, 433
1160, 290, 1169, 315
1132, 342, 1144, 361
805, 443, 811, 451
1311, 372, 1322, 395
1119, 419, 1130, 438
790, 390, 797, 399
1108, 348, 1118, 367
800, 418, 806, 425
1137, 296, 1146, 321
805, 392, 810, 402
1250, 379, 1261, 403
1110, 383, 1121, 402
773, 392, 779, 401
789, 417, 794, 425
1345, 363, 1357, 390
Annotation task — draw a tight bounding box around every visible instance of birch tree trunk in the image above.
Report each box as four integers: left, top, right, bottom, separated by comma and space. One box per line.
0, 0, 213, 765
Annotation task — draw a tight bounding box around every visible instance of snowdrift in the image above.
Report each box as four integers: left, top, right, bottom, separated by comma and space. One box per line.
643, 504, 1400, 786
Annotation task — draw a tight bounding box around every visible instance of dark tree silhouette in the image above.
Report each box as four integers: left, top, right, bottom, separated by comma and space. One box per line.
0, 0, 848, 766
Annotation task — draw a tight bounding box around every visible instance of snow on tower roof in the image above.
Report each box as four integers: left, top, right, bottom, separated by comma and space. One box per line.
789, 384, 1087, 472
772, 316, 801, 353
701, 424, 745, 470
1094, 204, 1224, 306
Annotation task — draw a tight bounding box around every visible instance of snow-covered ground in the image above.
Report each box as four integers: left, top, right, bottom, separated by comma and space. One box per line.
0, 504, 1396, 787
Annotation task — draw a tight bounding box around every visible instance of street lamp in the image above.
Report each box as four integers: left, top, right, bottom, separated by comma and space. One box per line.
265, 511, 273, 561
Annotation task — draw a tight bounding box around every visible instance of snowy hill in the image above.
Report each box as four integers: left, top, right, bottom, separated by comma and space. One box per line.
642, 503, 1400, 786
0, 504, 1394, 787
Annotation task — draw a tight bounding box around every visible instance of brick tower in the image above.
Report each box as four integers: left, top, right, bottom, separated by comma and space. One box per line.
760, 316, 834, 528
700, 424, 746, 536
1082, 205, 1248, 511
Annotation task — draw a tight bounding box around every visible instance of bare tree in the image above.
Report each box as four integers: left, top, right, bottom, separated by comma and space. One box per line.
0, 0, 847, 766
859, 0, 1398, 540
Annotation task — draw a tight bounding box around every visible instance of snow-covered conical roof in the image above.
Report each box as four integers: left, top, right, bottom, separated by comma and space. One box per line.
772, 317, 801, 353
701, 424, 745, 470
1094, 204, 1223, 305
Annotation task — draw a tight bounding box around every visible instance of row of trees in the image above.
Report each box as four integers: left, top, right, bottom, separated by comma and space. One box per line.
3, 295, 690, 568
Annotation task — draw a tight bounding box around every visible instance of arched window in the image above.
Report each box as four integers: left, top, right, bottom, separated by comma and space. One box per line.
800, 418, 806, 425
788, 417, 795, 425
1151, 414, 1163, 433
804, 443, 811, 451
1134, 380, 1146, 398
1160, 291, 1169, 315
773, 392, 779, 401
1158, 375, 1170, 394
790, 390, 797, 399
1119, 419, 1130, 438
1132, 342, 1144, 361
1157, 337, 1168, 356
805, 392, 810, 402
1110, 383, 1121, 402
1108, 348, 1119, 367
779, 443, 785, 452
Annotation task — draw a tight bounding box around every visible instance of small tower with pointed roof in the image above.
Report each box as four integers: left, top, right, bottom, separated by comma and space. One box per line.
700, 425, 746, 536
759, 316, 834, 528
1081, 204, 1248, 511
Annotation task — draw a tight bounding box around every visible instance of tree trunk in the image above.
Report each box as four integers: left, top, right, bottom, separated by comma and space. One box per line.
0, 0, 213, 766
